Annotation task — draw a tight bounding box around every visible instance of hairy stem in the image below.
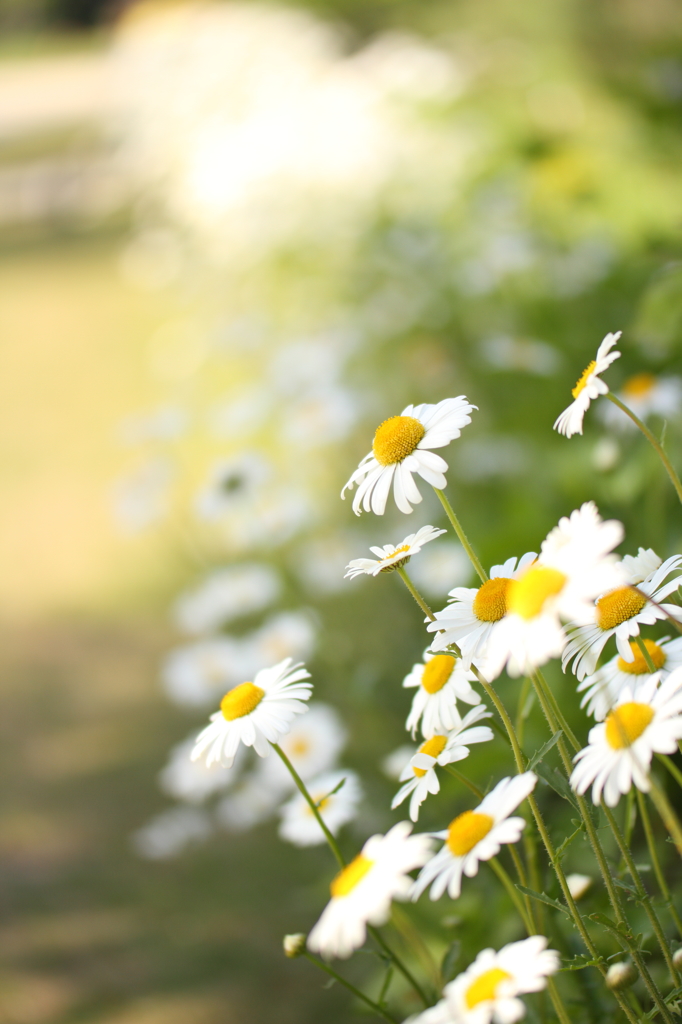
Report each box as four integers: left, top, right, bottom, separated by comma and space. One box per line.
605, 392, 682, 506
636, 788, 682, 938
433, 489, 488, 583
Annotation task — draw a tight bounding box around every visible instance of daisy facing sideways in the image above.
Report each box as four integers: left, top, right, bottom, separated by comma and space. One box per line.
344, 525, 446, 578
553, 330, 621, 438
278, 769, 362, 847
412, 772, 537, 901
191, 658, 312, 768
391, 706, 494, 822
411, 936, 559, 1024
570, 670, 682, 806
404, 650, 480, 739
307, 821, 432, 959
341, 396, 476, 516
577, 635, 682, 721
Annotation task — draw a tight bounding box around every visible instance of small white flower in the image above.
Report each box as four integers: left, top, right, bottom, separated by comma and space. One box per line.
215, 777, 282, 832
195, 452, 270, 520
570, 670, 682, 806
307, 821, 432, 959
191, 658, 312, 768
553, 331, 621, 438
620, 547, 662, 584
345, 525, 446, 578
412, 773, 537, 901
601, 373, 682, 430
577, 635, 682, 720
244, 610, 318, 668
411, 936, 559, 1024
278, 769, 362, 846
159, 733, 241, 803
391, 707, 494, 821
341, 397, 476, 516
404, 650, 480, 739
381, 744, 418, 780
563, 553, 682, 681
161, 637, 246, 708
567, 873, 593, 901
255, 702, 348, 791
132, 807, 212, 860
173, 564, 281, 634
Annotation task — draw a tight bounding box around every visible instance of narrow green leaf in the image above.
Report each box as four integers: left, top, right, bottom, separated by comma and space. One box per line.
534, 762, 579, 810
528, 730, 563, 771
441, 940, 461, 983
516, 884, 570, 917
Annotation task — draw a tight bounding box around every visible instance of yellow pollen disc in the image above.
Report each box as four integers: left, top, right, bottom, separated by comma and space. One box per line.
446, 810, 494, 856
465, 967, 513, 1009
617, 639, 666, 675
605, 702, 654, 749
596, 587, 647, 631
330, 854, 374, 898
623, 372, 656, 400
572, 360, 597, 398
372, 415, 425, 466
413, 735, 447, 777
220, 681, 265, 721
421, 655, 456, 694
382, 544, 410, 562
507, 566, 567, 620
473, 577, 512, 622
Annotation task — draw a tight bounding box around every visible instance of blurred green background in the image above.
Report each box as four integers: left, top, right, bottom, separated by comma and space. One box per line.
3, 0, 682, 1021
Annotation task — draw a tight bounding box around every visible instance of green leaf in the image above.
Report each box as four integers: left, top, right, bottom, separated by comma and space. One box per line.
555, 825, 582, 862
559, 955, 605, 972
534, 762, 579, 810
613, 877, 639, 898
441, 940, 461, 982
515, 884, 570, 917
316, 777, 346, 806
527, 730, 563, 771
588, 913, 636, 947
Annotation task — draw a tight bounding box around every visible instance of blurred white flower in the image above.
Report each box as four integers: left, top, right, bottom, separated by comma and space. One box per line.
601, 373, 682, 429
256, 702, 347, 791
158, 733, 241, 804
245, 610, 318, 668
195, 452, 270, 521
293, 532, 361, 596
283, 386, 360, 449
278, 769, 362, 847
208, 386, 272, 439
228, 486, 314, 550
215, 777, 283, 832
161, 637, 245, 708
112, 456, 174, 532
381, 744, 418, 781
173, 564, 281, 634
132, 807, 212, 859
481, 335, 561, 377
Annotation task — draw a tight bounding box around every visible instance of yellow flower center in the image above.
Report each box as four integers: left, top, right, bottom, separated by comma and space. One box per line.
572, 360, 597, 398
220, 681, 265, 721
605, 702, 654, 749
473, 577, 512, 622
330, 854, 374, 897
507, 566, 567, 620
596, 587, 647, 631
306, 793, 331, 815
622, 372, 656, 400
617, 639, 666, 675
288, 737, 311, 757
421, 655, 456, 694
372, 415, 425, 466
382, 544, 410, 562
413, 735, 447, 777
446, 810, 494, 856
465, 967, 513, 1009
379, 544, 411, 573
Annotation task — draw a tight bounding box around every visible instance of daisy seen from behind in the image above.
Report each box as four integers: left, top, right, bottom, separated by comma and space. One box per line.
191, 658, 312, 768
344, 525, 446, 578
404, 649, 480, 739
570, 669, 682, 806
577, 635, 682, 721
392, 705, 494, 822
412, 772, 537, 901
341, 397, 476, 516
553, 331, 621, 438
307, 821, 432, 959
278, 769, 362, 847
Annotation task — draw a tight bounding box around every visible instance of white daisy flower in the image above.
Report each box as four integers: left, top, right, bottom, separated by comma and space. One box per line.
173, 564, 281, 634
307, 821, 432, 959
215, 777, 282, 832
132, 807, 212, 861
485, 502, 624, 678
191, 658, 312, 768
620, 547, 662, 584
159, 733, 242, 804
426, 552, 537, 664
601, 373, 682, 429
408, 540, 472, 598
404, 650, 480, 739
381, 744, 418, 780
567, 873, 593, 901
161, 637, 246, 708
278, 769, 362, 846
577, 635, 682, 721
562, 553, 682, 681
411, 936, 559, 1024
412, 773, 537, 901
195, 452, 270, 520
570, 670, 682, 806
344, 525, 447, 578
553, 331, 621, 438
255, 702, 348, 791
341, 397, 476, 516
391, 706, 494, 822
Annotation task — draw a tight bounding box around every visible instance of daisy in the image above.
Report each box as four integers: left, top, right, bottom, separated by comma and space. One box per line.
570, 670, 682, 806
307, 821, 432, 959
411, 936, 559, 1024
562, 552, 682, 681
195, 452, 270, 520
158, 732, 241, 804
255, 702, 348, 791
577, 635, 682, 721
391, 706, 494, 821
173, 563, 281, 634
404, 650, 480, 739
161, 637, 246, 708
344, 525, 446, 578
426, 552, 537, 663
341, 397, 476, 516
553, 331, 621, 438
412, 772, 537, 901
601, 373, 682, 429
278, 769, 362, 846
191, 658, 312, 768
485, 503, 624, 678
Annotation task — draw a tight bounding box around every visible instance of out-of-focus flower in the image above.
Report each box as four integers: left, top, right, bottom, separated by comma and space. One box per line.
256, 703, 347, 791
195, 453, 270, 521
278, 769, 362, 847
601, 373, 682, 429
567, 873, 593, 901
173, 564, 281, 634
606, 962, 637, 991
553, 331, 621, 438
208, 386, 272, 440
244, 610, 318, 669
381, 744, 417, 781
119, 405, 188, 444
132, 807, 212, 859
481, 335, 561, 377
404, 651, 480, 739
408, 540, 471, 598
215, 776, 283, 832
112, 457, 174, 532
161, 637, 245, 708
282, 385, 360, 449
292, 532, 361, 596
283, 933, 307, 958
159, 733, 241, 803
345, 525, 446, 578
228, 486, 313, 550
577, 636, 682, 721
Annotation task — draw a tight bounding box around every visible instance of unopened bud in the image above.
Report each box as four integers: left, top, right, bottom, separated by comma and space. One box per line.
283, 933, 307, 958
567, 873, 593, 901
673, 948, 682, 971
606, 962, 637, 991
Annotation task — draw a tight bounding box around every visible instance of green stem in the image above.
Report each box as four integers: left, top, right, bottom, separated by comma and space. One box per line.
605, 392, 682, 506
442, 763, 483, 798
633, 587, 682, 636
367, 926, 430, 1008
433, 489, 488, 583
658, 753, 682, 790
302, 951, 398, 1023
636, 788, 682, 938
272, 743, 345, 868
648, 773, 682, 858
634, 635, 658, 674
396, 566, 436, 621
516, 676, 533, 749
489, 856, 534, 934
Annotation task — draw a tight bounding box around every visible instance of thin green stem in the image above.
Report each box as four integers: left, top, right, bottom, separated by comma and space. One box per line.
636, 788, 682, 938
648, 773, 682, 858
368, 926, 430, 1008
301, 951, 398, 1023
633, 587, 682, 636
605, 392, 682, 505
634, 635, 658, 674
433, 489, 488, 583
396, 566, 436, 621
442, 763, 483, 798
658, 753, 682, 790
516, 676, 532, 749
272, 743, 345, 868
489, 856, 534, 934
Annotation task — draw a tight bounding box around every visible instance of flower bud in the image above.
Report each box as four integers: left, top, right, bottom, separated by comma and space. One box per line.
673, 948, 682, 971
283, 933, 307, 958
567, 873, 593, 901
606, 962, 637, 991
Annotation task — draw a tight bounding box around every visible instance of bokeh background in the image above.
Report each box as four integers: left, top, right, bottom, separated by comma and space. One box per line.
3, 0, 682, 1021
